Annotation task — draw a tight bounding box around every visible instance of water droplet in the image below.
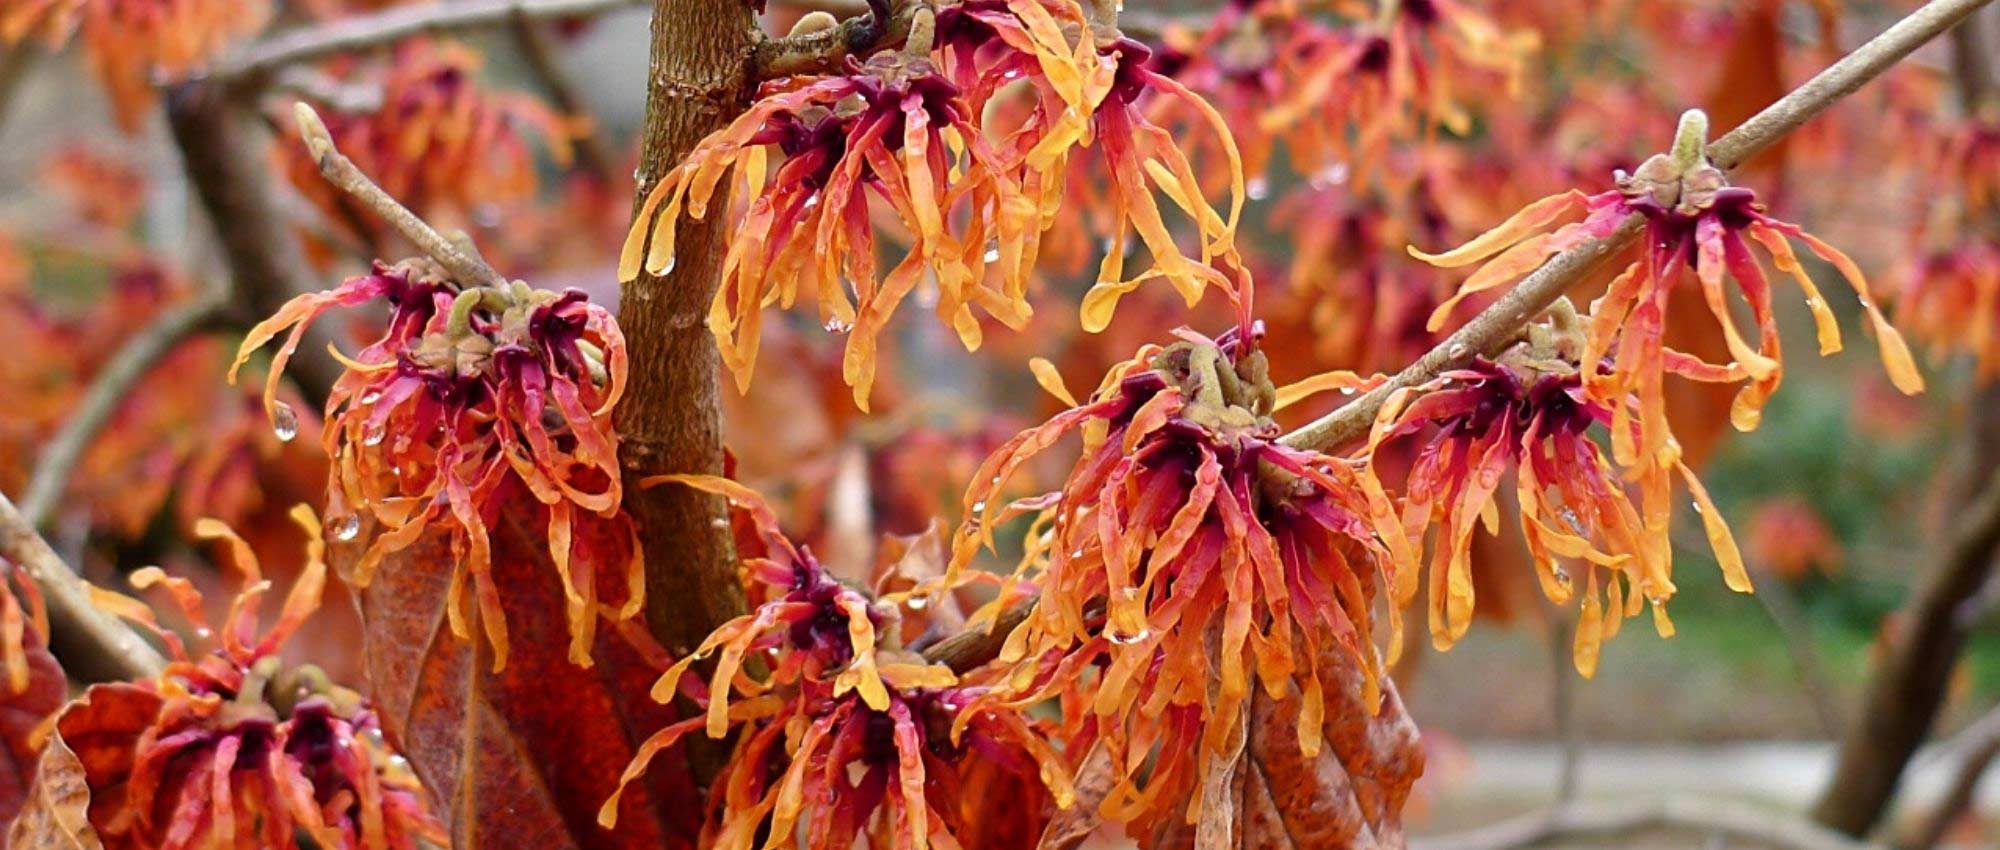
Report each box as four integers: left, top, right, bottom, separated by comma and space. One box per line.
1447, 343, 1468, 358
823, 318, 853, 333
1340, 386, 1357, 395
803, 194, 821, 209
363, 424, 387, 447
1559, 507, 1584, 534
659, 256, 677, 275
271, 401, 300, 442
1690, 499, 1703, 514
906, 596, 929, 610
983, 246, 1002, 263
1069, 549, 1085, 560
1804, 298, 1820, 310
194, 626, 214, 640
710, 517, 730, 529
333, 514, 361, 542
1309, 163, 1350, 188
1550, 564, 1572, 590
1002, 69, 1021, 80
1108, 628, 1151, 646
1247, 177, 1269, 200
360, 390, 382, 405
969, 500, 987, 513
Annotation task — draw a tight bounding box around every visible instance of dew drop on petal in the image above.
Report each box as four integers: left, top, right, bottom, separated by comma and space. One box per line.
1550, 564, 1572, 590
1108, 628, 1151, 646
1247, 177, 1269, 200
271, 401, 300, 442
1340, 386, 1357, 395
1690, 499, 1703, 514
333, 514, 361, 542
363, 424, 387, 447
906, 596, 929, 610
1447, 343, 1468, 358
969, 500, 987, 514
360, 390, 382, 405
824, 318, 853, 333
984, 246, 1002, 263
194, 626, 214, 640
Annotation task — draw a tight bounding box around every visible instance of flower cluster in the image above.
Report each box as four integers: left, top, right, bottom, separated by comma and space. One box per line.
230, 259, 634, 670
1360, 304, 1746, 674
65, 507, 443, 850
1410, 111, 1922, 476
604, 475, 1068, 850
1156, 0, 1537, 183
628, 0, 1251, 409
0, 0, 267, 128
1890, 116, 2000, 376
949, 325, 1408, 826
280, 42, 572, 248
623, 41, 1024, 410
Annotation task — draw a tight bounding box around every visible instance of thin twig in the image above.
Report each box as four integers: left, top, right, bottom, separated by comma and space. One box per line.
1547, 607, 1582, 804
510, 12, 619, 184
753, 0, 919, 80
19, 292, 232, 529
165, 81, 344, 403
0, 492, 166, 683
1903, 703, 2000, 850
0, 45, 33, 142
1751, 565, 1847, 739
921, 0, 1998, 675
208, 0, 648, 86
1412, 797, 1882, 850
291, 102, 507, 288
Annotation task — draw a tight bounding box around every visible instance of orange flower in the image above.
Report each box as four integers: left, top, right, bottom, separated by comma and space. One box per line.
1745, 497, 1840, 581
604, 476, 1068, 850
280, 42, 572, 244
1361, 311, 1747, 675
1410, 111, 1921, 475
231, 260, 635, 670
0, 0, 268, 129
1262, 0, 1538, 178
948, 326, 1408, 826
623, 42, 1027, 410
72, 508, 444, 850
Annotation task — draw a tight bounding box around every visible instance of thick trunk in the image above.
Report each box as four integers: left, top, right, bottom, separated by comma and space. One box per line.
619, 0, 756, 663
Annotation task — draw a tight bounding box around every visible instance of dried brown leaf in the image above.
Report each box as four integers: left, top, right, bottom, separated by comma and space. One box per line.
5, 736, 103, 850
346, 505, 704, 850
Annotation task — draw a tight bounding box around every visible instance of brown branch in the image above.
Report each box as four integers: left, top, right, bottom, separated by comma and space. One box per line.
208, 0, 648, 87
753, 0, 917, 81
291, 102, 508, 288
164, 81, 344, 403
1810, 5, 2000, 831
509, 12, 620, 185
920, 0, 1998, 676
619, 0, 758, 779
921, 591, 1035, 671
0, 491, 166, 684
1902, 703, 2000, 850
1413, 797, 1882, 850
0, 44, 33, 142
18, 293, 231, 529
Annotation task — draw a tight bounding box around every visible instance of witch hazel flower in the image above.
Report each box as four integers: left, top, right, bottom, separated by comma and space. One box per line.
623, 11, 1026, 410
230, 258, 635, 670
1362, 301, 1748, 675
1409, 109, 1923, 474
1261, 0, 1538, 177
73, 507, 444, 850
946, 325, 1410, 827
0, 0, 268, 129
603, 476, 1070, 850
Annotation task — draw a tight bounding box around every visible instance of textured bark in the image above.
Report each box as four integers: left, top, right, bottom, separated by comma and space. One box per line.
1810, 384, 2000, 835
1810, 14, 2000, 835
619, 1, 756, 660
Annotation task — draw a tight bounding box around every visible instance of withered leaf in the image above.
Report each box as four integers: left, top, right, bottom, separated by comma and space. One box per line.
1153, 655, 1424, 850
346, 507, 705, 850
0, 638, 66, 829
5, 736, 102, 850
